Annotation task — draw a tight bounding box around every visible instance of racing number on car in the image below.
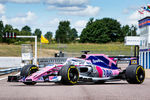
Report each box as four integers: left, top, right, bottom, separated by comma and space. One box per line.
102, 69, 112, 77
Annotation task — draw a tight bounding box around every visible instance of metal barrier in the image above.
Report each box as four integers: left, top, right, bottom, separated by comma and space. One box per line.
0, 67, 21, 76
1, 57, 67, 75
0, 57, 68, 75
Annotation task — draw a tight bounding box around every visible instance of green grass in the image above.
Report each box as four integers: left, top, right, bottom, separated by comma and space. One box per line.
0, 42, 132, 57
0, 43, 21, 56
40, 42, 132, 56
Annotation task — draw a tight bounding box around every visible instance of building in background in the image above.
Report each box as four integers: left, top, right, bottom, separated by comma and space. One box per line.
138, 16, 150, 69
125, 16, 150, 69
125, 4, 150, 69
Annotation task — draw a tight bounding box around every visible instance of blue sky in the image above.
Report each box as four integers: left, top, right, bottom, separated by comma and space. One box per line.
0, 0, 149, 36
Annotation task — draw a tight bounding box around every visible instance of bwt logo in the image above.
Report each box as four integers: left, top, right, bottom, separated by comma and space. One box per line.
92, 59, 103, 63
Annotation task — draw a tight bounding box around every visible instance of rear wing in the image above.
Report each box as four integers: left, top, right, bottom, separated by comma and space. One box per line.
108, 56, 139, 65
109, 45, 139, 65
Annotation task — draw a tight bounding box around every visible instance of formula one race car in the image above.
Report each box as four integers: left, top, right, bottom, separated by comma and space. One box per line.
8, 52, 145, 85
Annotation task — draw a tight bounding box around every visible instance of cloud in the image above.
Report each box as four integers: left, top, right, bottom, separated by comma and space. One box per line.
60, 5, 100, 16
46, 0, 100, 16
0, 3, 5, 14
0, 0, 41, 3
48, 18, 60, 27
126, 10, 150, 26
43, 18, 87, 35
73, 20, 87, 35
123, 9, 129, 14
45, 0, 88, 7
0, 0, 88, 5
127, 11, 140, 25
0, 0, 100, 16
48, 5, 85, 11
123, 6, 138, 14
1, 11, 37, 26
74, 20, 87, 28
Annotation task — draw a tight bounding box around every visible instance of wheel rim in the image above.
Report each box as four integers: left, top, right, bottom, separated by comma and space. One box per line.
28, 66, 38, 76
136, 66, 145, 83
68, 67, 79, 83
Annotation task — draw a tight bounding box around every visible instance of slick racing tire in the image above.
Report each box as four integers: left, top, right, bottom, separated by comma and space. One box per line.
125, 65, 145, 84
20, 64, 39, 85
59, 65, 79, 85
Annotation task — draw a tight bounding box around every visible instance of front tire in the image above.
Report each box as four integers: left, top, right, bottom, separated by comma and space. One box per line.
125, 65, 145, 84
20, 64, 39, 85
59, 65, 79, 85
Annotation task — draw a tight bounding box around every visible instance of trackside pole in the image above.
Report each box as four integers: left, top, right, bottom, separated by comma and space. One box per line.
16, 36, 37, 65
35, 36, 37, 65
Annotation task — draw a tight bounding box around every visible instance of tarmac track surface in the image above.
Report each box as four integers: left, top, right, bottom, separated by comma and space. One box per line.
0, 78, 150, 100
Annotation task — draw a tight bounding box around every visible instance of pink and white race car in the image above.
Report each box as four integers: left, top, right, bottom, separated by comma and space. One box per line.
8, 53, 145, 85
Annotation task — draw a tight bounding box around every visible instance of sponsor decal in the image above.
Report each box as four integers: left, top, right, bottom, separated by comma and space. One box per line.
52, 76, 57, 79
39, 77, 44, 81
131, 60, 137, 65
92, 59, 103, 63
70, 66, 76, 68
85, 62, 92, 65
102, 69, 113, 77
31, 67, 38, 70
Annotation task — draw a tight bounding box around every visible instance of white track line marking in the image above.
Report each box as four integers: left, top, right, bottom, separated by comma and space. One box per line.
0, 77, 7, 81
15, 72, 20, 76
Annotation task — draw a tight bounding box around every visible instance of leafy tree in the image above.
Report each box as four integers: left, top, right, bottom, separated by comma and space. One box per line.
120, 25, 137, 42
20, 25, 32, 41
21, 25, 32, 36
55, 21, 78, 43
13, 28, 20, 34
69, 28, 78, 41
4, 24, 13, 33
1, 23, 20, 44
13, 28, 21, 42
3, 24, 14, 44
80, 18, 121, 43
34, 28, 42, 41
86, 17, 94, 27
45, 31, 53, 43
120, 25, 130, 42
129, 25, 137, 36
55, 21, 71, 43
100, 18, 121, 42
122, 25, 137, 36
0, 21, 4, 42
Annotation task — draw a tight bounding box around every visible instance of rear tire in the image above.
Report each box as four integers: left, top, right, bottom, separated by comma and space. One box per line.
20, 64, 39, 85
125, 65, 145, 84
59, 65, 79, 85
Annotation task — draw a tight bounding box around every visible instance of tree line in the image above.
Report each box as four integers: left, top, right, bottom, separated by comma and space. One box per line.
80, 18, 137, 43
0, 17, 137, 44
0, 21, 53, 44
